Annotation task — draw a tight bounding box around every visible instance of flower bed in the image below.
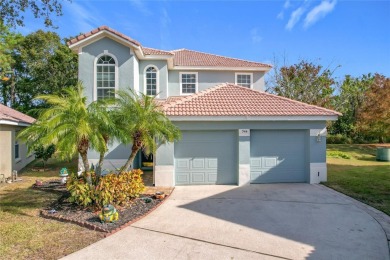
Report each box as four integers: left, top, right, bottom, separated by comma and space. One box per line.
35, 180, 171, 234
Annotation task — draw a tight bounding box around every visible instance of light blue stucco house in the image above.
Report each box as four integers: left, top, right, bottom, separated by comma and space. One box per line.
68, 26, 340, 187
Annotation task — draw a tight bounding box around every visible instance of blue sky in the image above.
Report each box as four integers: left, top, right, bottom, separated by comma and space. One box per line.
19, 0, 390, 80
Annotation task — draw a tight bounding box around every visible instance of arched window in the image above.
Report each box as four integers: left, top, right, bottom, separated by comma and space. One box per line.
96, 55, 116, 100
145, 66, 158, 96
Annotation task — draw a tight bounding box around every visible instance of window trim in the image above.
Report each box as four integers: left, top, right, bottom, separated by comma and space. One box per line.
179, 72, 198, 95
143, 65, 159, 97
93, 52, 119, 101
235, 72, 253, 88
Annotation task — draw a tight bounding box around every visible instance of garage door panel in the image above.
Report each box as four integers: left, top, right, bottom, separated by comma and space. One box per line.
175, 131, 237, 185
176, 173, 190, 184
176, 159, 190, 169
250, 130, 307, 183
192, 158, 205, 169
191, 172, 206, 183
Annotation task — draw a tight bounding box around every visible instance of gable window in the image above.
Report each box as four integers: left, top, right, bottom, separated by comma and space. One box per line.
145, 66, 158, 96
96, 55, 116, 100
235, 73, 252, 88
180, 72, 198, 95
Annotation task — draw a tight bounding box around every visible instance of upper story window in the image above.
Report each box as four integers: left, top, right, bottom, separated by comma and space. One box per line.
180, 72, 198, 95
145, 66, 158, 96
235, 73, 252, 88
96, 55, 116, 100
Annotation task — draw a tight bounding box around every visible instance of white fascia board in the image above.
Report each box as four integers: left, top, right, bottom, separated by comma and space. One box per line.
69, 31, 142, 53
170, 66, 271, 72
0, 120, 31, 126
167, 115, 339, 121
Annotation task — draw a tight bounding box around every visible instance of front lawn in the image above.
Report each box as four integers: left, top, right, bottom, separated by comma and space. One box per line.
324, 144, 390, 216
0, 158, 104, 260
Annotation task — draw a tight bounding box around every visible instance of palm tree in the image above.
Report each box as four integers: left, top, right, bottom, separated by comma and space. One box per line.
18, 82, 114, 173
114, 89, 181, 172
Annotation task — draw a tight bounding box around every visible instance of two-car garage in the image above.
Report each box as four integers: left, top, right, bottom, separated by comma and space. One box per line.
174, 130, 307, 185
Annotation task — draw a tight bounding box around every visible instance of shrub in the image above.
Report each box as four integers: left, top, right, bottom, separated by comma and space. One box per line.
67, 169, 145, 209
326, 151, 351, 159
326, 134, 352, 144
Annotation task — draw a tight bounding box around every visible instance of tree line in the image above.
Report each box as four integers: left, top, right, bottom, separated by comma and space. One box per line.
267, 60, 389, 143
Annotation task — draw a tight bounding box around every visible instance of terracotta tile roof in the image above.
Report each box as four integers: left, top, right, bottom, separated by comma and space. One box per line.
142, 47, 173, 56
170, 49, 272, 68
67, 25, 141, 47
0, 104, 35, 124
163, 83, 341, 117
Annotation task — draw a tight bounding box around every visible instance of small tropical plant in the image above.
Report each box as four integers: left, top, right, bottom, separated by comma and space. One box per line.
114, 88, 181, 172
33, 144, 55, 170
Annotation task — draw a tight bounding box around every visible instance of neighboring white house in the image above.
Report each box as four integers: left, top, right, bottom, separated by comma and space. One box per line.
68, 26, 340, 186
0, 104, 35, 181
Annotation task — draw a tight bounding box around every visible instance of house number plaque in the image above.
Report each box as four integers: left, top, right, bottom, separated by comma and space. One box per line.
239, 129, 250, 136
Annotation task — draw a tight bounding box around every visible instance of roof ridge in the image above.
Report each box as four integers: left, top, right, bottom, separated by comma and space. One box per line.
171, 48, 272, 67
163, 83, 227, 110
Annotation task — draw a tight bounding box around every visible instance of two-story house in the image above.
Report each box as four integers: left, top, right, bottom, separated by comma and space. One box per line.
68, 26, 340, 187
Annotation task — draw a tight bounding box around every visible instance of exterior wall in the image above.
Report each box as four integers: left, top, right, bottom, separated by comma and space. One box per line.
155, 120, 328, 186
168, 70, 265, 96
139, 60, 169, 99
0, 125, 34, 180
79, 37, 133, 103
0, 125, 13, 179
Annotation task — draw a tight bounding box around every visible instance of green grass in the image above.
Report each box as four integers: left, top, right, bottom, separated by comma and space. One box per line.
0, 157, 104, 260
324, 144, 390, 216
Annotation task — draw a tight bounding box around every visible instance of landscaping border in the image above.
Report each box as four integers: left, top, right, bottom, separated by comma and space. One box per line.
40, 187, 175, 237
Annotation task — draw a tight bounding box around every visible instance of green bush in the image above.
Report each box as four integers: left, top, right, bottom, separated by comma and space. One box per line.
67, 169, 145, 209
327, 134, 352, 144
326, 151, 351, 159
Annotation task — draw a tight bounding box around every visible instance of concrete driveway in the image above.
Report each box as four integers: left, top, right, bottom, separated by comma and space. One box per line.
63, 184, 389, 260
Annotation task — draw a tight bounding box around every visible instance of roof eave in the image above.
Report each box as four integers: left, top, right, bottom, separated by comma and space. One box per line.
167, 115, 339, 121
0, 119, 32, 126
169, 66, 272, 72
68, 30, 143, 55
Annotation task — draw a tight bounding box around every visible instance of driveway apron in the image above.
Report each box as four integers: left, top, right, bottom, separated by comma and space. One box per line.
62, 184, 390, 260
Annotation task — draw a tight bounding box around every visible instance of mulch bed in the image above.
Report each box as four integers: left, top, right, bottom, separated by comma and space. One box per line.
35, 180, 168, 234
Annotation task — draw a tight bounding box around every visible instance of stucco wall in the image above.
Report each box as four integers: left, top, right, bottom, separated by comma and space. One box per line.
168, 70, 265, 96
79, 37, 133, 103
0, 125, 34, 179
139, 60, 169, 98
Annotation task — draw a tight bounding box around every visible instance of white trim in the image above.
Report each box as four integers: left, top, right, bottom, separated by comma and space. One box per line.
133, 56, 139, 93
168, 115, 339, 121
141, 55, 172, 60
171, 66, 271, 72
179, 72, 198, 95
78, 47, 83, 55
69, 31, 141, 52
0, 120, 31, 126
235, 72, 253, 88
143, 65, 159, 97
93, 52, 119, 101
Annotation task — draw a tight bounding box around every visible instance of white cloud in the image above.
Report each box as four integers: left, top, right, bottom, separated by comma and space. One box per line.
286, 7, 305, 30
129, 0, 152, 16
277, 11, 284, 20
284, 0, 291, 9
64, 1, 104, 33
304, 0, 337, 28
250, 28, 262, 43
